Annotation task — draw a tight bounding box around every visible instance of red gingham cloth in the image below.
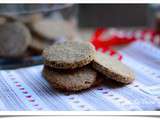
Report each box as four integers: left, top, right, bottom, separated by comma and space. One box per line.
91, 28, 160, 61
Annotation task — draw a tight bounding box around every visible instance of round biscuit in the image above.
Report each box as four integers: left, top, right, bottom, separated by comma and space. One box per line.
29, 36, 52, 53
42, 65, 97, 92
92, 52, 135, 84
31, 19, 76, 40
0, 22, 32, 58
43, 41, 96, 69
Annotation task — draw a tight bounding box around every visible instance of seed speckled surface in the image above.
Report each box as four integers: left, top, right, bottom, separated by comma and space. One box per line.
43, 41, 95, 69
42, 65, 97, 92
92, 52, 135, 84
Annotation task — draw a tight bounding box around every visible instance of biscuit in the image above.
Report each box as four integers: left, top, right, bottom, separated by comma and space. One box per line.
29, 36, 52, 54
92, 52, 135, 84
17, 13, 43, 24
0, 22, 32, 58
0, 16, 7, 24
0, 15, 18, 24
43, 41, 96, 69
31, 19, 76, 40
42, 65, 97, 92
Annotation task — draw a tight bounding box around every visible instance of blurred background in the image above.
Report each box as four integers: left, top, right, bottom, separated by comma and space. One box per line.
0, 4, 160, 69
79, 4, 150, 27
79, 4, 158, 28
0, 4, 159, 30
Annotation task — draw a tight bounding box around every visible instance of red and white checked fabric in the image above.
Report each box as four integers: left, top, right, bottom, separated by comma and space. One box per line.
91, 28, 160, 61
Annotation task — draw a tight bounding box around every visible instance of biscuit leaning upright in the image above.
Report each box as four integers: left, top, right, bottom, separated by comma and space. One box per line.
92, 52, 135, 84
43, 41, 96, 69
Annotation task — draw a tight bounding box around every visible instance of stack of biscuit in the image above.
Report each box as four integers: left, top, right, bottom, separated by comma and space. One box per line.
42, 41, 98, 92
42, 40, 135, 92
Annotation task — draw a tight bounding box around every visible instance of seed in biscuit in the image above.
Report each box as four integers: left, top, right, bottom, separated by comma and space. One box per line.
92, 52, 135, 84
42, 65, 97, 92
43, 41, 96, 69
0, 22, 32, 58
